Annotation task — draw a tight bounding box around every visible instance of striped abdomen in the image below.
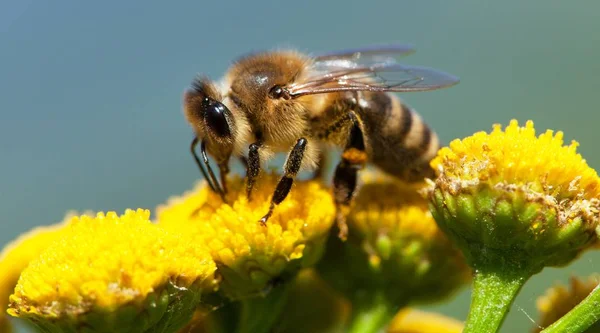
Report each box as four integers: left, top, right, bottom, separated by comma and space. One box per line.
356, 92, 440, 182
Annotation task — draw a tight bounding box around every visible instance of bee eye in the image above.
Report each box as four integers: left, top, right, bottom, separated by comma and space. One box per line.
204, 100, 232, 138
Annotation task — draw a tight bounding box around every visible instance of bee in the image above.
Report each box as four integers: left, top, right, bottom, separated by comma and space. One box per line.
183, 44, 458, 239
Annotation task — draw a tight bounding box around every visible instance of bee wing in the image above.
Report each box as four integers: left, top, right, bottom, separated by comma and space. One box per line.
288, 45, 458, 98
288, 62, 459, 98
313, 44, 416, 65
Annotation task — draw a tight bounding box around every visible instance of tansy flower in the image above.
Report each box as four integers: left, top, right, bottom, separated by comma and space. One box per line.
157, 174, 335, 333
0, 213, 76, 333
317, 171, 470, 333
388, 308, 464, 333
427, 120, 600, 333
534, 275, 600, 332
157, 174, 335, 300
8, 209, 218, 333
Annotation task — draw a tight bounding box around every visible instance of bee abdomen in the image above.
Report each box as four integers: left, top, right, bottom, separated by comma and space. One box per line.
358, 93, 440, 182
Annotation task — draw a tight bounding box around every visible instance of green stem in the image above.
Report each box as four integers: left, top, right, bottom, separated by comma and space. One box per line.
463, 266, 531, 333
347, 291, 401, 333
237, 283, 291, 333
541, 284, 600, 333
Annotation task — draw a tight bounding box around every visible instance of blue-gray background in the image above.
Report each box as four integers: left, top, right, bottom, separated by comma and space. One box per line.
2, 1, 599, 332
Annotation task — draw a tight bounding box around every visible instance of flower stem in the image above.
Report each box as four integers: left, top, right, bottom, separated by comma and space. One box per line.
237, 283, 291, 333
540, 284, 600, 333
347, 290, 400, 333
463, 265, 531, 333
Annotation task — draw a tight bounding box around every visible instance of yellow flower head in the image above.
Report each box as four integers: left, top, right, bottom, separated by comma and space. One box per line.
535, 275, 600, 332
0, 212, 75, 332
428, 120, 600, 271
318, 172, 470, 305
8, 209, 218, 333
157, 174, 335, 299
432, 119, 599, 201
388, 308, 464, 333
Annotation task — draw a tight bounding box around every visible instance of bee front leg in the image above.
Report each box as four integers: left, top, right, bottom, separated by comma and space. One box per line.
333, 112, 367, 240
191, 137, 228, 202
259, 138, 307, 225
219, 163, 230, 195
246, 142, 262, 200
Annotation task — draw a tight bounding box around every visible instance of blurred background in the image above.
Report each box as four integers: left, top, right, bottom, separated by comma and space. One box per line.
1, 0, 599, 332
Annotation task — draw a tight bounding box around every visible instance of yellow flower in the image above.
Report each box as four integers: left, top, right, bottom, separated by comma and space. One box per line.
428, 120, 600, 333
318, 171, 470, 306
8, 209, 218, 333
535, 275, 600, 332
432, 120, 599, 201
429, 119, 600, 270
388, 308, 464, 333
0, 212, 76, 332
157, 174, 335, 300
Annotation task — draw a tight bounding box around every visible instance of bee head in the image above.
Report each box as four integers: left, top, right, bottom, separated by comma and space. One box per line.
184, 77, 235, 163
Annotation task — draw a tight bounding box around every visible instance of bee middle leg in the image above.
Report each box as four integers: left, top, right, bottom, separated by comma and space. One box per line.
332, 111, 367, 240
259, 138, 308, 224
246, 142, 262, 200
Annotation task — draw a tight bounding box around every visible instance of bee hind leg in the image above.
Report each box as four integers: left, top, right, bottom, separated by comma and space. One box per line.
333, 112, 367, 240
259, 138, 307, 225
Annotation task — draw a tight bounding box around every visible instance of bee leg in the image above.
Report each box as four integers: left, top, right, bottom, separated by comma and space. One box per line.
246, 142, 262, 200
219, 163, 230, 195
200, 140, 227, 202
259, 138, 307, 225
333, 112, 367, 240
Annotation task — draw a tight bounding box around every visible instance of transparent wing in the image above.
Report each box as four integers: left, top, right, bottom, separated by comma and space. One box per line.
313, 44, 416, 67
288, 62, 460, 98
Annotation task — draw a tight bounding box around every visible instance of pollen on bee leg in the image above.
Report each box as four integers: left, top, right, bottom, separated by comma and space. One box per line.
341, 148, 368, 165
335, 205, 351, 240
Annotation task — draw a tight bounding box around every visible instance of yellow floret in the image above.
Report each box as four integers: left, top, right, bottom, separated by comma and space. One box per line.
8, 209, 218, 317
432, 119, 600, 201
157, 174, 335, 299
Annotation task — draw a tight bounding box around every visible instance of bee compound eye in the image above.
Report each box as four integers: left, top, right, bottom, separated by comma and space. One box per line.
204, 101, 232, 138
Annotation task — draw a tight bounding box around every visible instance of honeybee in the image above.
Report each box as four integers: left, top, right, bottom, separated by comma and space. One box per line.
184, 44, 458, 239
